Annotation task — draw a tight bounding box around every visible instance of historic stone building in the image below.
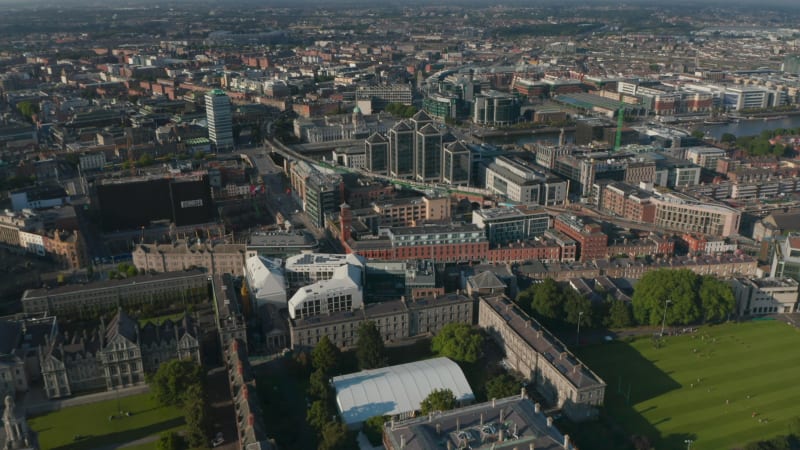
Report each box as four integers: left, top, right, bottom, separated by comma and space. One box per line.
478, 295, 606, 422
40, 310, 201, 399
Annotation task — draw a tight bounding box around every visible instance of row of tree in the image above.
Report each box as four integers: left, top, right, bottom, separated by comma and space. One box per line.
151, 360, 210, 450
517, 278, 633, 330
516, 269, 735, 331
306, 333, 356, 450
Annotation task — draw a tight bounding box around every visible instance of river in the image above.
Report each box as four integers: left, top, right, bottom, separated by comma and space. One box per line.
697, 115, 800, 140
484, 115, 800, 147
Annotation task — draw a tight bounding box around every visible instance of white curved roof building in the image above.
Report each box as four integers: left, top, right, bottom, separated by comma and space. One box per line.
244, 255, 286, 307
332, 357, 475, 426
288, 263, 362, 319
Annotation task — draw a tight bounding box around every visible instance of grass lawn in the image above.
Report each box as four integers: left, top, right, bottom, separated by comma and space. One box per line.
575, 321, 800, 450
29, 393, 184, 450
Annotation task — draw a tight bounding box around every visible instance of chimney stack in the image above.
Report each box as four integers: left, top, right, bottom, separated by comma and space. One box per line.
547, 417, 553, 428
400, 435, 405, 449
564, 435, 571, 448
534, 403, 541, 414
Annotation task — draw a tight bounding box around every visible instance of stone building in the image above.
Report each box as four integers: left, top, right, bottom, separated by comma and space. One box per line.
1, 396, 38, 450
478, 295, 606, 422
132, 241, 246, 276
40, 310, 201, 399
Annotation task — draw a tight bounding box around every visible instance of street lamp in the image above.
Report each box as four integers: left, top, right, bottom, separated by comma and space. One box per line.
576, 311, 585, 346
685, 439, 693, 450
660, 299, 672, 337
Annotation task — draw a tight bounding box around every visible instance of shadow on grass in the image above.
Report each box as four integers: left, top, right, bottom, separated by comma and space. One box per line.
52, 417, 185, 450
573, 342, 690, 450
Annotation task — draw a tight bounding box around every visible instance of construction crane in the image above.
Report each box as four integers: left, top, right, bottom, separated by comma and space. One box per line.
614, 103, 625, 151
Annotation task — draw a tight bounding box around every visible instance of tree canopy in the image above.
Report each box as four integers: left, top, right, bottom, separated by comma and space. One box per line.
631, 269, 734, 326
431, 323, 483, 363
420, 388, 457, 415
485, 374, 520, 400
530, 278, 563, 320
150, 359, 204, 407
356, 321, 387, 370
606, 298, 634, 329
312, 336, 340, 374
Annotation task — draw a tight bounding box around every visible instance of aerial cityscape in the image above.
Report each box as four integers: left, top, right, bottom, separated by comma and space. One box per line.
2, 1, 800, 450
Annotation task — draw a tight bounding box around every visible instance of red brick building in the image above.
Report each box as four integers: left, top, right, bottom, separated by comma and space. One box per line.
553, 214, 608, 262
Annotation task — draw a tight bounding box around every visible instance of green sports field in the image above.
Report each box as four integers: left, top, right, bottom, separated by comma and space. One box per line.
28, 393, 184, 450
576, 321, 800, 450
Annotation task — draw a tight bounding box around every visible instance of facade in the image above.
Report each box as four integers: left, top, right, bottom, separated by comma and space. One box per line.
479, 295, 606, 421
771, 235, 800, 282
414, 124, 443, 182
731, 278, 799, 316
485, 157, 567, 206
132, 241, 246, 276
387, 121, 415, 178
2, 396, 39, 450
473, 91, 521, 126
472, 206, 550, 246
40, 310, 201, 398
225, 340, 277, 450
288, 263, 363, 319
370, 195, 451, 228
289, 161, 343, 229
289, 293, 474, 349
355, 84, 413, 108
652, 192, 741, 237
365, 132, 389, 175
212, 275, 248, 353
205, 89, 234, 150
21, 271, 209, 316
601, 182, 656, 223
553, 215, 608, 262
686, 147, 727, 171
442, 141, 472, 186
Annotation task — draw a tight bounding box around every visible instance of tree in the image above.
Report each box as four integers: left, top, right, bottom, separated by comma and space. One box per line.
720, 132, 737, 144
631, 269, 701, 326
362, 416, 389, 446
307, 400, 329, 432
356, 321, 386, 370
691, 130, 705, 139
530, 278, 563, 321
183, 383, 210, 448
138, 153, 155, 167
607, 299, 634, 329
308, 368, 330, 401
431, 323, 483, 363
420, 388, 456, 414
312, 336, 340, 374
318, 421, 349, 450
150, 360, 204, 407
563, 290, 592, 326
698, 276, 735, 323
156, 432, 186, 450
485, 374, 519, 400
